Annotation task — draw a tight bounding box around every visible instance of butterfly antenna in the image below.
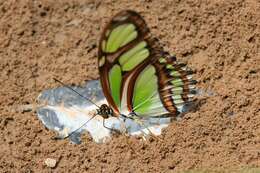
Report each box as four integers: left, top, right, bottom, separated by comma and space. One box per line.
53, 78, 100, 108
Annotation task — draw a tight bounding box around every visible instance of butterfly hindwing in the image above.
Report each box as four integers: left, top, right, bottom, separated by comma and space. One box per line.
130, 54, 196, 118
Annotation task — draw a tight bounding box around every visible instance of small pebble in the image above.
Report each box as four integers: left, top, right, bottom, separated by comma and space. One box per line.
44, 158, 57, 168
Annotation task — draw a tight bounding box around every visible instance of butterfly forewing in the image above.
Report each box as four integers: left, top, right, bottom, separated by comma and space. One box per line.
98, 10, 161, 115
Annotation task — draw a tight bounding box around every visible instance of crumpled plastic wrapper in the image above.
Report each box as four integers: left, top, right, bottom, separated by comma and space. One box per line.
36, 80, 171, 144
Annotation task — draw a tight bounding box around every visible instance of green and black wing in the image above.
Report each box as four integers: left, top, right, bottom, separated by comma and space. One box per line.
98, 10, 196, 118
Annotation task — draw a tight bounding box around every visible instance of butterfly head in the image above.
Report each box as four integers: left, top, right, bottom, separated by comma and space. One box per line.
97, 104, 114, 119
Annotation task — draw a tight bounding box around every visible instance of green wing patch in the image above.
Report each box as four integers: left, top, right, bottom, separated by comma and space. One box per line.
103, 24, 137, 53
119, 41, 149, 71
132, 65, 168, 116
133, 65, 157, 108
108, 65, 122, 107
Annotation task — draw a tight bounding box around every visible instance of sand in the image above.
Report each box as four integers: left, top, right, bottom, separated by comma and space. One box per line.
0, 0, 259, 172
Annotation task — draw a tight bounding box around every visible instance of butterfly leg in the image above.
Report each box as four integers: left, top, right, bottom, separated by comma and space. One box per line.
118, 116, 128, 134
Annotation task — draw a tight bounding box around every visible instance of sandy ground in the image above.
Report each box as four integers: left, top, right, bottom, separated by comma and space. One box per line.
0, 0, 259, 172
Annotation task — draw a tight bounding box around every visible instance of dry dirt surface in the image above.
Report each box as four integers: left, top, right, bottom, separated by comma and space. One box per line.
0, 0, 259, 172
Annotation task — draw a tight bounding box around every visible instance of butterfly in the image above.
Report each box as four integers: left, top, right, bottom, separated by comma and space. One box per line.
96, 10, 196, 126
